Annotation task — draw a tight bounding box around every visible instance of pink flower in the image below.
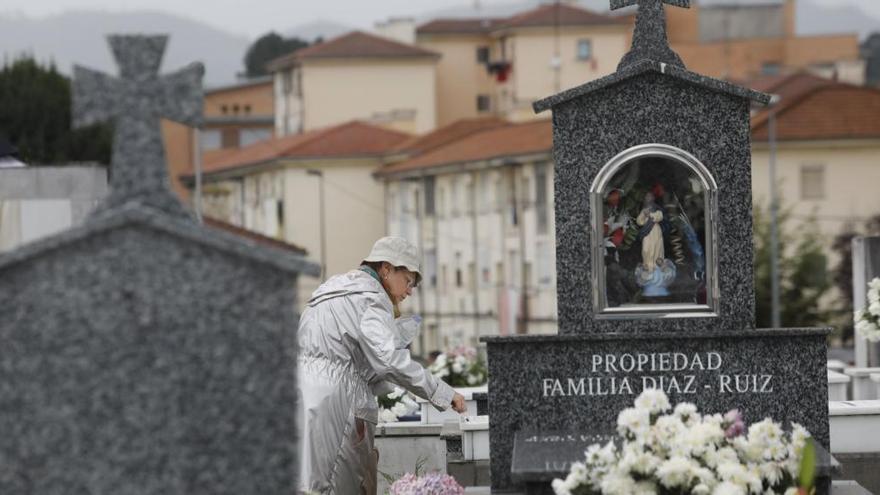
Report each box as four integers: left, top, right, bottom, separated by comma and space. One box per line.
723, 409, 745, 439
390, 472, 464, 495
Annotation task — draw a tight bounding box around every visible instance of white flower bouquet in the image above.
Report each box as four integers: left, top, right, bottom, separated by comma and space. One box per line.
552, 389, 814, 495
854, 277, 880, 343
428, 345, 488, 387
378, 386, 420, 423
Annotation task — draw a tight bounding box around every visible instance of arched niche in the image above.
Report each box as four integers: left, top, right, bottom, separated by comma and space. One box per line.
590, 144, 719, 318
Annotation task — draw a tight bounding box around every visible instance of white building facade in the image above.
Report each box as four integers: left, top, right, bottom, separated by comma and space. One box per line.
380, 132, 558, 353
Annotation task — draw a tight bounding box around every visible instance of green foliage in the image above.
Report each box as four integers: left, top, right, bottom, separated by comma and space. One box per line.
0, 57, 111, 165
798, 439, 816, 492
754, 201, 831, 328
243, 32, 310, 77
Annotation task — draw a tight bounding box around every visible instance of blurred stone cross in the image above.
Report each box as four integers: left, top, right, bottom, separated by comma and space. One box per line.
73, 35, 203, 219
610, 0, 691, 70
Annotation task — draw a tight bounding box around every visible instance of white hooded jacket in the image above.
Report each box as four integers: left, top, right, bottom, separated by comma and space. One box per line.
297, 270, 454, 494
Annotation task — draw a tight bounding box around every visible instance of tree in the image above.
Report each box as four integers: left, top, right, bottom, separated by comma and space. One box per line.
753, 202, 831, 328
830, 214, 880, 342
0, 57, 111, 165
243, 32, 310, 78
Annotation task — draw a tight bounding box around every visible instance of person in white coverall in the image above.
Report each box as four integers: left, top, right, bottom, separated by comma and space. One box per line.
297, 236, 467, 494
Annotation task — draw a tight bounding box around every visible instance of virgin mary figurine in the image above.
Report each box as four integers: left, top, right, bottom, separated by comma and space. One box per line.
634, 191, 676, 297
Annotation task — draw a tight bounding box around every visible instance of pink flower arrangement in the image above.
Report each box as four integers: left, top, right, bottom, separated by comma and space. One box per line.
389, 472, 464, 495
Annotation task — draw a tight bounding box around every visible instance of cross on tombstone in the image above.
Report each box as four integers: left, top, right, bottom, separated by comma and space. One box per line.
73, 35, 203, 219
610, 0, 690, 70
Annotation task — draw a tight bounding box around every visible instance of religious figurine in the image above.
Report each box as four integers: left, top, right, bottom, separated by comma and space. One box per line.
634, 189, 676, 297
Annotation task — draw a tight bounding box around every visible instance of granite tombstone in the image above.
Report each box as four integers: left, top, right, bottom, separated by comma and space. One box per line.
0, 35, 319, 494
482, 1, 832, 493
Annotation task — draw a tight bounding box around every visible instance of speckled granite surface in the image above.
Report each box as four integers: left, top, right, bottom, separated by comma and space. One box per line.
0, 35, 318, 494
72, 35, 203, 219
485, 2, 819, 492
547, 72, 759, 335
484, 329, 831, 491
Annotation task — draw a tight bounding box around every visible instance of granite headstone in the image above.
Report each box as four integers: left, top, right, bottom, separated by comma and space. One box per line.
0, 35, 319, 494
482, 1, 831, 492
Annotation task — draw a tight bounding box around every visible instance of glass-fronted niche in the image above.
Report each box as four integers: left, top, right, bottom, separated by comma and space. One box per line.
591, 144, 718, 317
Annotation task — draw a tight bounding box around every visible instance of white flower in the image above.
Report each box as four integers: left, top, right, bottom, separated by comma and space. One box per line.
451, 355, 468, 374
759, 462, 784, 486
635, 388, 671, 414
693, 467, 718, 489
600, 471, 637, 495
391, 401, 408, 418
869, 289, 880, 304
685, 422, 725, 456
648, 414, 687, 452
387, 386, 405, 400
379, 408, 398, 423
620, 445, 660, 476
704, 446, 739, 469
656, 456, 697, 489
551, 477, 573, 495
869, 301, 880, 317
634, 480, 659, 495
868, 277, 880, 292
717, 462, 762, 494
674, 402, 699, 424
692, 483, 712, 495
712, 481, 746, 495
617, 407, 651, 439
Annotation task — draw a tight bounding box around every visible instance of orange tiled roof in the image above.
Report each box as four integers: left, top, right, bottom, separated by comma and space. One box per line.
377, 119, 552, 177
268, 31, 439, 71
199, 121, 411, 176
500, 3, 626, 29
751, 74, 880, 141
390, 116, 508, 155
416, 18, 503, 35
416, 4, 624, 36
204, 216, 308, 256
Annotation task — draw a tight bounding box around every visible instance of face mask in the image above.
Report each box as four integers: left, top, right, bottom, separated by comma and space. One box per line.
393, 315, 422, 349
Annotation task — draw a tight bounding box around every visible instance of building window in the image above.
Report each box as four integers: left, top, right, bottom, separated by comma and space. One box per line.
476, 94, 491, 112
200, 129, 222, 150
451, 178, 461, 217
800, 164, 825, 200
276, 199, 285, 236
535, 163, 549, 234
282, 71, 293, 94
438, 187, 446, 218
424, 176, 436, 216
536, 240, 553, 285
425, 249, 438, 287
220, 104, 228, 114
455, 252, 463, 288
240, 128, 272, 147
476, 46, 490, 64
761, 62, 782, 76
577, 39, 593, 61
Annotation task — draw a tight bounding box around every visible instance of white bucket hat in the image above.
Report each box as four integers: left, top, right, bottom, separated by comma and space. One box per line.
363, 236, 422, 283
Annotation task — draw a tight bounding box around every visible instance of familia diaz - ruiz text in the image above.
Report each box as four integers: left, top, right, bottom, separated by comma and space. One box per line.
541, 352, 773, 397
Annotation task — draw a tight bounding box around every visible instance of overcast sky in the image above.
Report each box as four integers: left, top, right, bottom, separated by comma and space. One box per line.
0, 0, 877, 38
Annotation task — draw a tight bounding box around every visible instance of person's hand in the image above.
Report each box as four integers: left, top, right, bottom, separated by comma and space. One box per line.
451, 392, 467, 414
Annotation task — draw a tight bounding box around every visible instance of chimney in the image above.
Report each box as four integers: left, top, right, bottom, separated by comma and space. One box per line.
783, 0, 796, 38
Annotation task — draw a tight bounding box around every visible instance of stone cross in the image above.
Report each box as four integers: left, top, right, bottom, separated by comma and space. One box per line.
73, 35, 203, 219
610, 0, 690, 70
